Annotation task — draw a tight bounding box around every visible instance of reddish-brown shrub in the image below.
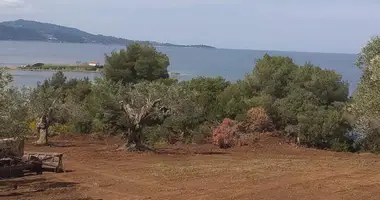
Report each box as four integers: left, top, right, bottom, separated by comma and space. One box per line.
244, 107, 274, 132
212, 118, 240, 148
212, 108, 273, 149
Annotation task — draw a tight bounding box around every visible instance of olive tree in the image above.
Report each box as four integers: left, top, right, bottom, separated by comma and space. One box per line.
347, 35, 380, 152
118, 81, 201, 151
356, 36, 380, 69
0, 69, 29, 138
351, 55, 380, 151
28, 71, 66, 145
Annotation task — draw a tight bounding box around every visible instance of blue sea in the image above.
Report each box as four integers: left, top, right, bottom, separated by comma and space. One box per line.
0, 41, 361, 93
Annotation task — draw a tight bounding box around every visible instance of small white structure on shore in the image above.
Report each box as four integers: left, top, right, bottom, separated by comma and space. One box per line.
88, 62, 99, 67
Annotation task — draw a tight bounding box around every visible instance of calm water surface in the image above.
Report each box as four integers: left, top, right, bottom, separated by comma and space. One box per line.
0, 41, 361, 92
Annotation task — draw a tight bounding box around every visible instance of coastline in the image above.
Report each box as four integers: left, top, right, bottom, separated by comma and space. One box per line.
5, 68, 102, 73
3, 66, 187, 78
0, 40, 216, 49
2, 63, 101, 73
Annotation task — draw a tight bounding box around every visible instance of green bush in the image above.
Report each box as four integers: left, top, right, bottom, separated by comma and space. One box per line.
71, 120, 93, 134
296, 105, 351, 149
51, 124, 71, 133
230, 54, 352, 149
180, 76, 230, 121
103, 42, 170, 84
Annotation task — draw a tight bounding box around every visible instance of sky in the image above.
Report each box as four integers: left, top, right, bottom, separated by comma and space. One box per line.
0, 0, 380, 53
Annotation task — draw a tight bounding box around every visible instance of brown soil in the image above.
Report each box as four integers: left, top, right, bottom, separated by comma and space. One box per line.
2, 133, 380, 200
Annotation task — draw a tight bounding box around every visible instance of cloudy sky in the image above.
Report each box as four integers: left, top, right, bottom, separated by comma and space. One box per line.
0, 0, 379, 53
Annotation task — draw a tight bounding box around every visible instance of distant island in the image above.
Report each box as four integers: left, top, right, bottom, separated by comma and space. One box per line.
0, 19, 216, 49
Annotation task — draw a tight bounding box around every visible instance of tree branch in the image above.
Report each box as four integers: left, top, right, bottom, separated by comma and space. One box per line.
140, 98, 161, 120
120, 98, 162, 126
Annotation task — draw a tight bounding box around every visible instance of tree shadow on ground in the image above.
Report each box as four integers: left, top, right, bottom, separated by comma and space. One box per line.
48, 142, 77, 148
0, 177, 79, 198
154, 148, 230, 155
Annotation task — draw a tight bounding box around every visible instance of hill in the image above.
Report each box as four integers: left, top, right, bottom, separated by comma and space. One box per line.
0, 19, 215, 49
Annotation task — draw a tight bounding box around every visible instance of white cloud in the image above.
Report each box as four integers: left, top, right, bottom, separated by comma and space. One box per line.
0, 0, 25, 8
0, 0, 36, 14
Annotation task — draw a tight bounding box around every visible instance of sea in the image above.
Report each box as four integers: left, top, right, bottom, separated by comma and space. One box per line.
0, 41, 361, 93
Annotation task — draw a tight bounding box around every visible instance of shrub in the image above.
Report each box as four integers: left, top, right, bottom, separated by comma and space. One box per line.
32, 63, 44, 67
296, 106, 351, 149
357, 126, 380, 153
71, 120, 93, 134
212, 118, 240, 148
103, 42, 170, 84
51, 124, 71, 133
330, 138, 355, 152
191, 122, 214, 144
28, 120, 37, 133
180, 76, 230, 121
216, 83, 251, 119
244, 107, 274, 133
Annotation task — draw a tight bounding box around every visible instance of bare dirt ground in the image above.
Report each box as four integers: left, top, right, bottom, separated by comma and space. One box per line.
2, 133, 380, 200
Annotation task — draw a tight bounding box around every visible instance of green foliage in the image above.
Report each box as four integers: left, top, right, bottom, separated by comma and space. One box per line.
291, 63, 348, 105
358, 128, 380, 153
71, 120, 93, 134
0, 69, 29, 138
351, 56, 380, 119
296, 105, 352, 149
180, 76, 230, 121
216, 82, 253, 119
28, 72, 66, 123
87, 78, 205, 144
229, 54, 352, 149
0, 68, 12, 89
351, 36, 380, 152
356, 36, 380, 69
248, 54, 298, 98
47, 71, 67, 89
27, 71, 95, 135
103, 43, 170, 84
125, 81, 204, 144
0, 49, 365, 152
88, 78, 130, 134
272, 88, 320, 128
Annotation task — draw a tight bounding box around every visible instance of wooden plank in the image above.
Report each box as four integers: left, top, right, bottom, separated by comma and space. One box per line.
23, 151, 64, 173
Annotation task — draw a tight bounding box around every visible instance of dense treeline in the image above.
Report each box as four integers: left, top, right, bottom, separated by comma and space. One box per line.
1, 38, 380, 152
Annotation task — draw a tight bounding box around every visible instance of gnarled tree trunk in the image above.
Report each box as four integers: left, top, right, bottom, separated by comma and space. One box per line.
117, 127, 145, 151
119, 98, 168, 151
36, 129, 48, 145
35, 107, 54, 146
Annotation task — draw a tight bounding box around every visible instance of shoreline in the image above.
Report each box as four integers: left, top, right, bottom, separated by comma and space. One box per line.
3, 67, 187, 77
2, 63, 102, 73
5, 68, 102, 73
